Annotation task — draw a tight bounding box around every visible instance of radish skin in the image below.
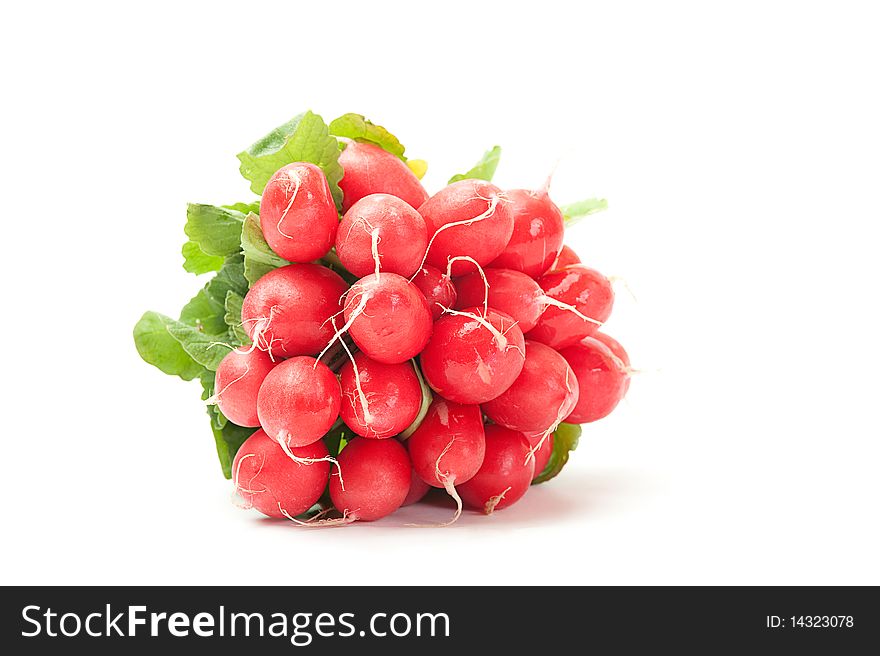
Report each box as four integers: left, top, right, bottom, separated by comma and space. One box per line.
342, 272, 433, 364
490, 188, 564, 278
527, 265, 614, 350
418, 180, 514, 276
259, 163, 339, 262
412, 266, 457, 320
232, 429, 331, 518
256, 357, 342, 448
336, 193, 428, 278
338, 140, 429, 212
420, 306, 525, 404
458, 425, 535, 513
210, 348, 275, 427
338, 353, 422, 439
560, 336, 628, 423
241, 263, 348, 359
328, 437, 412, 521
483, 340, 579, 435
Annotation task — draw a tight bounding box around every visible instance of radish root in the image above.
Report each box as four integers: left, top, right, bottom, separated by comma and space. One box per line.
445, 255, 489, 315
410, 188, 503, 281
437, 304, 510, 351
525, 366, 575, 465
276, 169, 302, 239
205, 363, 250, 405
484, 486, 512, 515
275, 430, 346, 491
539, 295, 603, 326
277, 503, 357, 528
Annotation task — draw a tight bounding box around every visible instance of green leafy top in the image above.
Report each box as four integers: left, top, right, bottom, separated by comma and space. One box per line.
532, 423, 581, 484
561, 198, 608, 226
330, 113, 406, 159
237, 111, 344, 209
449, 145, 501, 184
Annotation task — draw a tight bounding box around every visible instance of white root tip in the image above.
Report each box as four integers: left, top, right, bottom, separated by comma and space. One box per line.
445, 255, 490, 315
539, 295, 604, 326
277, 503, 357, 528
276, 170, 302, 239
315, 291, 371, 364
276, 431, 346, 491
484, 486, 512, 515
437, 305, 508, 350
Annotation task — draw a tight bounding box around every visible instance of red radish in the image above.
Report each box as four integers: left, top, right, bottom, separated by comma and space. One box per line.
454, 268, 545, 333
418, 180, 514, 276
338, 353, 421, 439
256, 356, 341, 448
527, 265, 614, 350
483, 340, 579, 437
407, 398, 485, 523
338, 140, 429, 212
592, 330, 632, 395
458, 425, 534, 514
241, 263, 348, 359
412, 265, 457, 320
560, 337, 628, 423
259, 163, 339, 262
335, 193, 428, 278
209, 348, 275, 427
232, 429, 330, 519
328, 437, 412, 521
553, 244, 581, 269
527, 432, 554, 477
401, 469, 431, 506
332, 272, 432, 364
420, 306, 525, 404
490, 188, 564, 278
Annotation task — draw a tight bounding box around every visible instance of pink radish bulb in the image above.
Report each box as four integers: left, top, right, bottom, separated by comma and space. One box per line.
559, 337, 629, 423
458, 425, 535, 514
490, 188, 564, 278
592, 330, 632, 395
527, 432, 554, 477
241, 263, 348, 359
338, 353, 422, 439
408, 398, 485, 488
256, 356, 342, 448
338, 140, 429, 212
418, 180, 514, 276
328, 437, 412, 521
553, 244, 581, 269
454, 268, 545, 333
412, 265, 457, 320
341, 272, 432, 364
527, 265, 614, 350
232, 429, 331, 519
483, 340, 579, 435
401, 470, 431, 506
211, 348, 276, 427
420, 306, 525, 404
259, 162, 339, 262
336, 193, 428, 278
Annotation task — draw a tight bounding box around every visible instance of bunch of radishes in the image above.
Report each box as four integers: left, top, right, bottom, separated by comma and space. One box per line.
134, 112, 631, 526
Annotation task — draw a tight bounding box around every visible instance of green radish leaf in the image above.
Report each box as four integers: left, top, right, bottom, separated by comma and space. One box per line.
182, 241, 224, 275
163, 321, 231, 371
561, 198, 608, 226
184, 203, 247, 257
237, 110, 344, 209
224, 291, 250, 345
449, 145, 501, 184
241, 213, 290, 285
330, 113, 406, 159
532, 422, 581, 484
179, 289, 226, 335
179, 254, 248, 339
223, 201, 261, 215
200, 371, 226, 430
133, 311, 206, 381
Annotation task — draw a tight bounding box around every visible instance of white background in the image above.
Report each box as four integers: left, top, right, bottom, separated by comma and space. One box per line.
2, 1, 878, 585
